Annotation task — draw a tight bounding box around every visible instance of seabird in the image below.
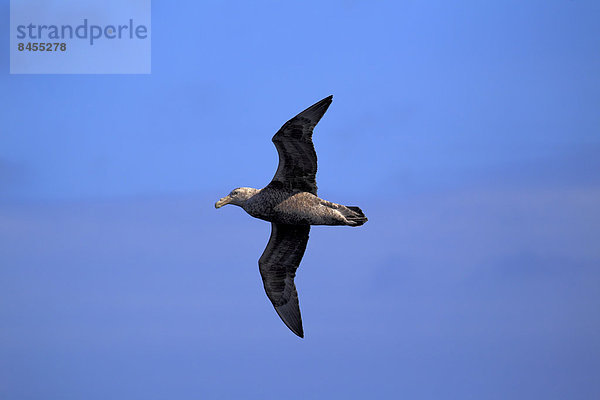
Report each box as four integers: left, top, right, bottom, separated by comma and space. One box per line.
215, 95, 367, 338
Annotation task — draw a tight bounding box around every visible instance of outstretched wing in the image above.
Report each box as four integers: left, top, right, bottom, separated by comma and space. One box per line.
269, 95, 333, 195
259, 223, 311, 338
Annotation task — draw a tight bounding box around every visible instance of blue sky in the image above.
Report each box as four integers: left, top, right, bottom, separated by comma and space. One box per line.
1, 1, 599, 399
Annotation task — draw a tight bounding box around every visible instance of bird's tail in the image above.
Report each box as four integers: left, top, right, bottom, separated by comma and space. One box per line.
341, 206, 368, 226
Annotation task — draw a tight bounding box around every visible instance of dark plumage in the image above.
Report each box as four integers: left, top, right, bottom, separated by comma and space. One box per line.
215, 96, 367, 337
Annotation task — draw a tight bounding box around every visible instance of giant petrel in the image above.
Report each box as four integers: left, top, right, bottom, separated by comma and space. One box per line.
215, 95, 367, 337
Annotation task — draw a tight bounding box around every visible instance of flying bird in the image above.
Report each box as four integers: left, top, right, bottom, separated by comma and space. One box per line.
215, 95, 367, 338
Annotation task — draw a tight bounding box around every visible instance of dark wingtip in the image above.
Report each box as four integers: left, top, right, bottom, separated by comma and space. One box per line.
292, 325, 304, 338
274, 303, 305, 338
308, 95, 332, 111
296, 95, 333, 123
320, 95, 333, 106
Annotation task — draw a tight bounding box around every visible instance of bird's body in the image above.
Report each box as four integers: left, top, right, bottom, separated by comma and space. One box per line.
244, 187, 364, 226
215, 95, 367, 337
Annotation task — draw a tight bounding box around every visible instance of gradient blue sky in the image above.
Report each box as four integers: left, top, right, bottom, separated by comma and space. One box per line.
1, 1, 599, 399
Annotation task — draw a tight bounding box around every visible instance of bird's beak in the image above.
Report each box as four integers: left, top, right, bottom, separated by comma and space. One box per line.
215, 196, 232, 209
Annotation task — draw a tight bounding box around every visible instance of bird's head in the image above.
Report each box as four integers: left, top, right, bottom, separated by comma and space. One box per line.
215, 187, 258, 209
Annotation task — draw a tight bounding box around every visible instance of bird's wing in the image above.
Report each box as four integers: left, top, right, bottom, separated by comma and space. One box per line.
269, 95, 333, 195
259, 223, 310, 338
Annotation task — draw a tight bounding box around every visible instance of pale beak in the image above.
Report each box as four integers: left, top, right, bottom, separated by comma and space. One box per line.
215, 196, 232, 209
